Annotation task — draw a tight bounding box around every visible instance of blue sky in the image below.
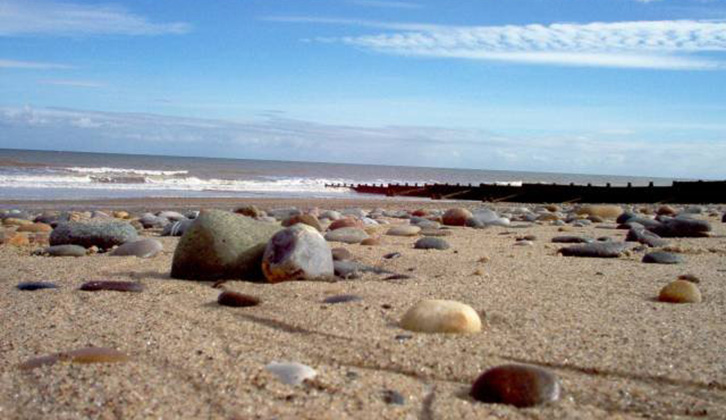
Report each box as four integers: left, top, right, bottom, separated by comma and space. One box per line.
1, 0, 725, 178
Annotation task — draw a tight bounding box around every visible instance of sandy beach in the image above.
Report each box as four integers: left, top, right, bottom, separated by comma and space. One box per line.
1, 198, 725, 419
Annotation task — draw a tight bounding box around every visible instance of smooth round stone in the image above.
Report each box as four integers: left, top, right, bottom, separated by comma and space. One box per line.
386, 225, 421, 237
43, 244, 87, 257
324, 227, 369, 244
319, 210, 342, 220
400, 299, 481, 333
111, 238, 163, 258
265, 361, 317, 386
626, 228, 669, 247
411, 219, 440, 230
80, 281, 143, 292
50, 219, 138, 249
470, 364, 561, 408
642, 251, 684, 264
139, 213, 170, 229
262, 224, 334, 283
158, 211, 186, 222
17, 281, 58, 291
234, 205, 263, 218
331, 247, 353, 261
651, 217, 712, 238
558, 242, 629, 258
657, 205, 678, 216
19, 347, 129, 370
17, 223, 52, 233
414, 237, 450, 250
217, 291, 260, 307
442, 208, 473, 226
659, 280, 702, 303
514, 240, 533, 246
360, 237, 381, 246
576, 205, 623, 219
113, 211, 130, 219
323, 294, 363, 304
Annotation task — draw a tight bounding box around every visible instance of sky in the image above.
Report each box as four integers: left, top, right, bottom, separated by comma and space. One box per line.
1, 0, 726, 179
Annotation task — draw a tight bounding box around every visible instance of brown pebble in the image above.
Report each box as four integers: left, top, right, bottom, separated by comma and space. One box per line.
360, 237, 380, 246
331, 247, 353, 261
80, 281, 143, 292
478, 256, 490, 263
658, 280, 702, 303
19, 347, 129, 370
218, 291, 260, 307
7, 233, 30, 247
470, 364, 561, 407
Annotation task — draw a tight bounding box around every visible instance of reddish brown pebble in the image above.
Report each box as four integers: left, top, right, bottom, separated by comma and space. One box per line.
19, 347, 129, 370
218, 291, 260, 307
470, 364, 561, 408
360, 237, 380, 246
80, 281, 143, 292
678, 273, 700, 284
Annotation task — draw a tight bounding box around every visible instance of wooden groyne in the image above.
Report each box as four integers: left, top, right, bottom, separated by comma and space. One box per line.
324, 180, 726, 203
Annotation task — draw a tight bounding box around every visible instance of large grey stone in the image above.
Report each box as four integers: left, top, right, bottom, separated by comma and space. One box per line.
170, 209, 281, 281
262, 224, 334, 283
50, 220, 137, 249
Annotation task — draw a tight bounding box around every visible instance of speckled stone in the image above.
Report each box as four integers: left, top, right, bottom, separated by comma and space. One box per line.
400, 299, 481, 333
659, 280, 702, 303
442, 208, 473, 226
50, 219, 138, 249
470, 364, 561, 408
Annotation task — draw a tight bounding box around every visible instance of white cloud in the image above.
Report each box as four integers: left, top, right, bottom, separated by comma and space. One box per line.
0, 0, 190, 37
39, 79, 105, 88
1, 106, 724, 179
0, 59, 73, 69
290, 18, 726, 70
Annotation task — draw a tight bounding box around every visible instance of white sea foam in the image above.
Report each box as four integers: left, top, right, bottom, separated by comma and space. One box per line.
0, 173, 355, 194
63, 166, 189, 176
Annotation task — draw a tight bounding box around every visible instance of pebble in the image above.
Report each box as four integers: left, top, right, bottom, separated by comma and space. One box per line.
626, 228, 669, 247
262, 224, 334, 283
162, 219, 193, 236
360, 237, 381, 246
19, 347, 129, 370
158, 211, 186, 222
17, 281, 58, 291
17, 222, 53, 233
139, 213, 170, 229
576, 204, 623, 219
265, 361, 317, 386
217, 291, 260, 307
50, 219, 138, 249
328, 217, 364, 231
386, 225, 421, 237
470, 364, 561, 407
442, 208, 473, 226
331, 247, 353, 261
383, 252, 402, 259
3, 217, 32, 227
650, 217, 712, 238
282, 213, 323, 232
234, 205, 263, 218
171, 209, 281, 281
414, 237, 450, 250
323, 294, 363, 304
382, 389, 406, 405
558, 242, 629, 258
657, 205, 678, 216
400, 299, 481, 333
659, 280, 702, 303
642, 251, 684, 264
324, 227, 369, 244
80, 281, 144, 292
513, 240, 533, 246
112, 238, 163, 258
551, 236, 592, 244
41, 244, 87, 257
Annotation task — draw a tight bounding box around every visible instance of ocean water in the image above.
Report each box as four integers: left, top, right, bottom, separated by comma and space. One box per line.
0, 148, 678, 200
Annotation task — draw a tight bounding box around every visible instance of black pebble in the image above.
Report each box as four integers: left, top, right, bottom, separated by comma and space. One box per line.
17, 282, 58, 291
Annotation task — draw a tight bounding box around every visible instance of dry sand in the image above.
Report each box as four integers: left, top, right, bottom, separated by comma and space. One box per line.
1, 198, 725, 419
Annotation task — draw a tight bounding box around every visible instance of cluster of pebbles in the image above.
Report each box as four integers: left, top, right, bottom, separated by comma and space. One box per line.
2, 202, 724, 413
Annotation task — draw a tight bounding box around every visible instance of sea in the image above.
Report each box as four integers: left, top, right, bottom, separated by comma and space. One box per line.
0, 148, 679, 201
